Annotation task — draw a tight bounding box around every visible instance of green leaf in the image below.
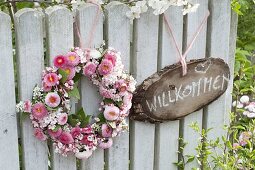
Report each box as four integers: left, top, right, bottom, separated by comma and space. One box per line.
21, 112, 30, 120
103, 98, 114, 104
68, 87, 80, 100
97, 113, 106, 123
58, 69, 68, 83
52, 125, 61, 132
186, 155, 195, 163
80, 115, 91, 128
67, 115, 79, 127
73, 73, 82, 83
77, 108, 86, 119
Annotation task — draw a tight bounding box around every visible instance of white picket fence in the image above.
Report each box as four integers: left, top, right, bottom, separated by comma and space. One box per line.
0, 0, 237, 170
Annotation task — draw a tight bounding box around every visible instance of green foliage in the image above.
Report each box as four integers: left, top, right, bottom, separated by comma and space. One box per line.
67, 108, 91, 127
58, 68, 68, 83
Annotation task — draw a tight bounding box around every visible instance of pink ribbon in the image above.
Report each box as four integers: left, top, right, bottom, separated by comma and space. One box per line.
75, 1, 101, 49
163, 11, 210, 76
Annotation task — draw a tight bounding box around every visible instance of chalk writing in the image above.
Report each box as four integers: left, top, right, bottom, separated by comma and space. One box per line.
146, 74, 229, 112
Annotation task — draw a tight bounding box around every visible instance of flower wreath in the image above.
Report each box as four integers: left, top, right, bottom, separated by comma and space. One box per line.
16, 47, 136, 159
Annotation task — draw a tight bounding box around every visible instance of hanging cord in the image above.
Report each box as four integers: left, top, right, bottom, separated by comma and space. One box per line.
163, 10, 210, 76
74, 0, 101, 49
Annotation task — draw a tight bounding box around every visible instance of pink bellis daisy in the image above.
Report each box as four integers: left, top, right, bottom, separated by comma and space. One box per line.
98, 59, 113, 76
66, 52, 80, 66
34, 128, 47, 141
83, 62, 97, 77
32, 102, 48, 120
104, 52, 116, 66
45, 92, 61, 108
48, 128, 62, 139
53, 55, 68, 68
44, 73, 59, 87
58, 113, 68, 125
58, 132, 74, 144
101, 124, 113, 138
98, 138, 113, 149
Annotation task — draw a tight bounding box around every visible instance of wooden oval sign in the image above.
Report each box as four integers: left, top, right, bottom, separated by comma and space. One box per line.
130, 58, 230, 123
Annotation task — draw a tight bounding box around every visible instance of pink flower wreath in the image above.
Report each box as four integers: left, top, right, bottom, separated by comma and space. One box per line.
16, 47, 136, 159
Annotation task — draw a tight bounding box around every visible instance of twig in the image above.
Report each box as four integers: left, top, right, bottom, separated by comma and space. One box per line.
6, 0, 14, 24
0, 0, 66, 6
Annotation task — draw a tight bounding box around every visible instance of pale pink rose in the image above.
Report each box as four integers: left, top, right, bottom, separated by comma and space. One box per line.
53, 55, 68, 68
123, 93, 133, 109
99, 86, 113, 99
98, 59, 113, 75
62, 66, 76, 80
48, 128, 62, 139
24, 100, 32, 113
103, 105, 120, 121
66, 52, 80, 66
104, 53, 116, 66
98, 138, 113, 149
43, 73, 59, 87
75, 150, 93, 159
70, 127, 81, 138
83, 62, 97, 77
45, 92, 61, 108
59, 132, 74, 144
101, 124, 113, 138
58, 113, 68, 125
32, 103, 48, 120
119, 84, 127, 93
42, 82, 52, 92
115, 80, 127, 93
34, 128, 47, 141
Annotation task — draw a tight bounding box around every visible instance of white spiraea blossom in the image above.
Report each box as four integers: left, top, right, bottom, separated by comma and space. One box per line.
127, 0, 199, 19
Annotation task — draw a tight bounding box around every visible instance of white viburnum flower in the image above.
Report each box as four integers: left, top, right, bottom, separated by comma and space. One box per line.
126, 6, 142, 20
136, 0, 148, 13
240, 95, 250, 104
183, 3, 200, 15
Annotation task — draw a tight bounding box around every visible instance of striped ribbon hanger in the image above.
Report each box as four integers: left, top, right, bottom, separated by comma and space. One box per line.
163, 10, 210, 76
75, 0, 101, 49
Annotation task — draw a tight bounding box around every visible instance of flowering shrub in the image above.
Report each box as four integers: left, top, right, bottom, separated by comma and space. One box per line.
0, 0, 199, 21
125, 0, 199, 19
16, 47, 136, 159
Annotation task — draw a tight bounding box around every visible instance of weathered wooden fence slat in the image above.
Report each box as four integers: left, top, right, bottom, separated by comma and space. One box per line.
76, 4, 105, 170
15, 8, 48, 170
130, 8, 159, 170
46, 6, 77, 170
0, 11, 19, 170
105, 2, 130, 170
182, 0, 208, 169
154, 6, 183, 170
0, 1, 236, 169
206, 0, 231, 142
